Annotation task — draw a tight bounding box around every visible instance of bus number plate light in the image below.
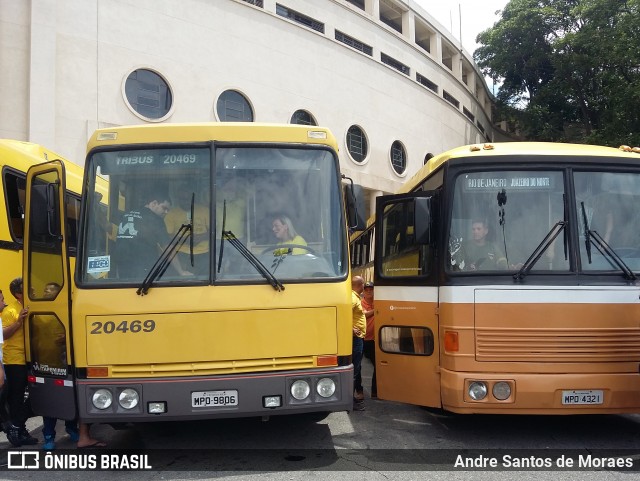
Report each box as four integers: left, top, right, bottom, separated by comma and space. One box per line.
263, 395, 282, 408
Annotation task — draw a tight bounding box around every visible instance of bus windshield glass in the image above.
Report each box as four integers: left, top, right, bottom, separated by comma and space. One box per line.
574, 170, 640, 272
448, 170, 569, 273
80, 145, 346, 285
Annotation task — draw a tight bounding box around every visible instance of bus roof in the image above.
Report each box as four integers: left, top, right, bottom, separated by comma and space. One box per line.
0, 139, 84, 194
402, 142, 640, 194
87, 123, 339, 153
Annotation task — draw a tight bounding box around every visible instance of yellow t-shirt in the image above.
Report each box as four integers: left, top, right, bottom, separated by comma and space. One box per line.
1, 300, 25, 365
164, 204, 210, 255
351, 291, 366, 338
275, 235, 307, 255
215, 197, 247, 240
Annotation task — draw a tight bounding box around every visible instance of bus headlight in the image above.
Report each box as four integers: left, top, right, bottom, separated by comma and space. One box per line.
492, 382, 511, 401
316, 378, 336, 398
468, 381, 488, 401
291, 380, 311, 400
92, 389, 113, 409
118, 388, 140, 409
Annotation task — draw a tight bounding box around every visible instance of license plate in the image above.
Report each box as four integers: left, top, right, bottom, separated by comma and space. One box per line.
191, 390, 238, 408
561, 389, 603, 405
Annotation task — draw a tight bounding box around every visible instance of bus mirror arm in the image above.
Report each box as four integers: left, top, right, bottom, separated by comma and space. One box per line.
342, 175, 366, 231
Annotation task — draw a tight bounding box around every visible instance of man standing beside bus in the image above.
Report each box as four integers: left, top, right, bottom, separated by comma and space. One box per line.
361, 281, 376, 399
1, 278, 37, 446
351, 276, 366, 411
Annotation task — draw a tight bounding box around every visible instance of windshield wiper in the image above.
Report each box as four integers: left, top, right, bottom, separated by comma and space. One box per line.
221, 230, 284, 292
514, 221, 566, 281
137, 222, 192, 296
216, 200, 284, 291
580, 202, 636, 281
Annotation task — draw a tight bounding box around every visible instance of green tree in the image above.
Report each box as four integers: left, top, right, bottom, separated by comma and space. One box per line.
475, 0, 640, 146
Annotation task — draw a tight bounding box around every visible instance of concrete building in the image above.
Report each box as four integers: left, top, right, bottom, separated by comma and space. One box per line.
0, 0, 496, 217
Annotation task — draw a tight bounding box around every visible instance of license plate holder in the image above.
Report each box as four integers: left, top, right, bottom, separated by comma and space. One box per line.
561, 389, 603, 405
191, 390, 238, 408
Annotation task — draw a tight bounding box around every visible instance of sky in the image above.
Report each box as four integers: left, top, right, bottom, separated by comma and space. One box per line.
411, 0, 510, 55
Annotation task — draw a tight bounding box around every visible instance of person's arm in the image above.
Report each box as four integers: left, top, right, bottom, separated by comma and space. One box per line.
2, 307, 27, 340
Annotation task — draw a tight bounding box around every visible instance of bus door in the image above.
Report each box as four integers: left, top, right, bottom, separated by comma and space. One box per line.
374, 192, 441, 407
23, 161, 76, 420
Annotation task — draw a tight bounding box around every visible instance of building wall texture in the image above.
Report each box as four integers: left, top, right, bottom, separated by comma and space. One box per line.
0, 0, 495, 206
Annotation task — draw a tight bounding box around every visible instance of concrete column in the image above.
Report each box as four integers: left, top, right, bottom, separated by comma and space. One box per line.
452, 52, 462, 80
365, 0, 379, 19
262, 0, 276, 12
369, 190, 383, 219
28, 0, 57, 147
433, 33, 442, 65
402, 10, 415, 42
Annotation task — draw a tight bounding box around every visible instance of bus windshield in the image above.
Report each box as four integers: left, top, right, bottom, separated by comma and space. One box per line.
448, 170, 569, 273
80, 145, 346, 285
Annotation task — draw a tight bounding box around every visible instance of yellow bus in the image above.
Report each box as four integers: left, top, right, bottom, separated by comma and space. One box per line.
349, 216, 374, 283
373, 142, 640, 414
23, 123, 362, 422
0, 140, 84, 298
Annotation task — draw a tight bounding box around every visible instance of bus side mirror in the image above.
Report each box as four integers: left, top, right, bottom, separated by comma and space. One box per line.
345, 183, 366, 231
414, 197, 431, 245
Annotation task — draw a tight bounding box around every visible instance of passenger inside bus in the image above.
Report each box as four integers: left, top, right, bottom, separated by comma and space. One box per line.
114, 186, 192, 279
165, 180, 210, 276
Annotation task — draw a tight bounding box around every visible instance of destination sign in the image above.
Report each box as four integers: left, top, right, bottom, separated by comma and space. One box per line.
95, 148, 209, 174
463, 174, 554, 191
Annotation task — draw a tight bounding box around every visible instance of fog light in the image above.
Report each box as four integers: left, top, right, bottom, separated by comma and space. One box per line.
316, 378, 336, 398
148, 402, 166, 414
92, 389, 113, 409
291, 380, 310, 400
492, 382, 511, 401
263, 395, 282, 408
118, 388, 139, 409
468, 381, 488, 401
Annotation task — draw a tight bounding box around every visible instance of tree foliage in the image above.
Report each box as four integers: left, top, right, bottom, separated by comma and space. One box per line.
474, 0, 640, 146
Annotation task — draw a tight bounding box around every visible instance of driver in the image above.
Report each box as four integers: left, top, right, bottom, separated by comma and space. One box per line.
271, 215, 307, 255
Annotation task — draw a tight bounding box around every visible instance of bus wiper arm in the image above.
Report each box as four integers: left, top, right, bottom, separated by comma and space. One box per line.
514, 220, 566, 281
223, 230, 285, 292
137, 222, 192, 296
580, 202, 635, 280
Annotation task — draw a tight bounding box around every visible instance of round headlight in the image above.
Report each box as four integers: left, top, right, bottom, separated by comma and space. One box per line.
92, 389, 113, 409
118, 388, 140, 409
291, 380, 311, 400
316, 378, 336, 398
468, 381, 488, 401
492, 381, 511, 401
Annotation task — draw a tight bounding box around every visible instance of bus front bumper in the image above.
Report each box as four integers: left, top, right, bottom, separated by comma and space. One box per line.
77, 365, 353, 422
440, 369, 640, 414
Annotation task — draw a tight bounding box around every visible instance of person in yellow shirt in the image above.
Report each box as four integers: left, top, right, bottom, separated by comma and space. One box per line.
271, 215, 307, 255
1, 278, 37, 446
351, 276, 366, 411
165, 182, 211, 276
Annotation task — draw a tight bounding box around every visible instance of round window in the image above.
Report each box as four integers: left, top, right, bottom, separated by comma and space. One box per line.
216, 90, 254, 122
123, 69, 173, 121
346, 125, 368, 164
391, 140, 407, 175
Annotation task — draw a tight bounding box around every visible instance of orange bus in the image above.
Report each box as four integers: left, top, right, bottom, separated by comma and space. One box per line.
374, 142, 640, 414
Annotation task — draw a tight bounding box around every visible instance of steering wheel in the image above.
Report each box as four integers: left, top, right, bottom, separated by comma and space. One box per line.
261, 244, 318, 256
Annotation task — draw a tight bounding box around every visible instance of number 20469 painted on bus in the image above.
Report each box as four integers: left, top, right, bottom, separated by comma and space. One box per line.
90, 320, 156, 334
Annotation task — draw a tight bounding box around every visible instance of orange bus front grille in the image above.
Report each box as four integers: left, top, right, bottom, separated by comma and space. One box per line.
476, 328, 640, 362
107, 356, 317, 378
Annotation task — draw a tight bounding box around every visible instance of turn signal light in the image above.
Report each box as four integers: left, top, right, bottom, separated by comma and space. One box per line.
87, 367, 109, 378
317, 355, 338, 367
444, 331, 459, 352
